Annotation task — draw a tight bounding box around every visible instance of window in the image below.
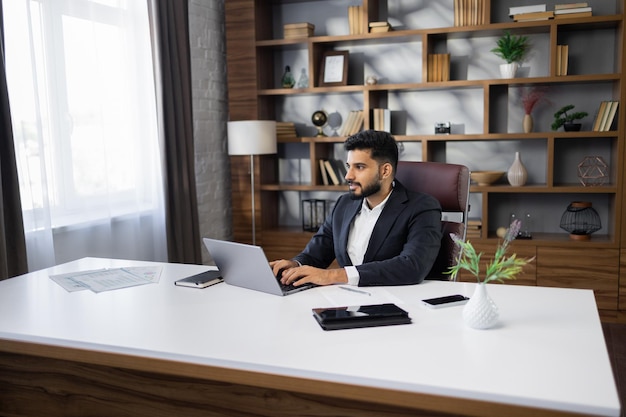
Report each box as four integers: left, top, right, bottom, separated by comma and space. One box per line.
4, 0, 166, 267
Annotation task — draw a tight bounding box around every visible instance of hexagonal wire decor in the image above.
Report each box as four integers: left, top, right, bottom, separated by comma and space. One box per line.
577, 156, 608, 187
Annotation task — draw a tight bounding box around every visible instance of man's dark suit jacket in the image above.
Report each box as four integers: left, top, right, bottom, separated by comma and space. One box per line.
293, 180, 442, 286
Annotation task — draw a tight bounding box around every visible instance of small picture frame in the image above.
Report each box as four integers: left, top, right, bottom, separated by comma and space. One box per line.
319, 50, 349, 87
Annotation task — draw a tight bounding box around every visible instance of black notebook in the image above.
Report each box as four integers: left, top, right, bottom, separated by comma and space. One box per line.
312, 303, 411, 331
174, 270, 223, 288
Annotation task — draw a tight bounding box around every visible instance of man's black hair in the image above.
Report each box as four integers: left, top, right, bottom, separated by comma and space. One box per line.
344, 130, 399, 171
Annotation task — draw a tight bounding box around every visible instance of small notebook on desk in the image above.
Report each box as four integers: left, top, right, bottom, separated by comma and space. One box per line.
174, 270, 223, 288
312, 303, 411, 330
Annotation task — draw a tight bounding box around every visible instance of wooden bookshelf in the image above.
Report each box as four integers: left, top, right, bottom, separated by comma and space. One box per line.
225, 0, 625, 321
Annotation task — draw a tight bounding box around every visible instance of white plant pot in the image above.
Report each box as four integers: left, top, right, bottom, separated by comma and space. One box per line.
463, 283, 499, 329
499, 62, 518, 79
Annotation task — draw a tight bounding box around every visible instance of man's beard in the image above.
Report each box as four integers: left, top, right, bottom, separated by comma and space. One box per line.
349, 178, 382, 200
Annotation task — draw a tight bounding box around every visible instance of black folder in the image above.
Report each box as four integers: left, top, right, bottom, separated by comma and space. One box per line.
312, 303, 411, 331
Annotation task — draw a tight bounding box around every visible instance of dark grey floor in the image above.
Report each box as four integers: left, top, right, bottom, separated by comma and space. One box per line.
602, 322, 626, 417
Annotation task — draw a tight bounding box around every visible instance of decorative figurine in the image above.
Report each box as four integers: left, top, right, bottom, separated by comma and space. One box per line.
311, 110, 328, 137
296, 68, 309, 88
281, 65, 295, 88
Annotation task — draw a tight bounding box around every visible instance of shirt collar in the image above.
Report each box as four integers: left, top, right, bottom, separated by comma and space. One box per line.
362, 189, 393, 214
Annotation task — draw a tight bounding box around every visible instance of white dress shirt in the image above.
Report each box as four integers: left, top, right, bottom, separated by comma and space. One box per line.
345, 190, 393, 285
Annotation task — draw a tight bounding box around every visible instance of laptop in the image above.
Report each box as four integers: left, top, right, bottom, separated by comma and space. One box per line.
202, 238, 317, 296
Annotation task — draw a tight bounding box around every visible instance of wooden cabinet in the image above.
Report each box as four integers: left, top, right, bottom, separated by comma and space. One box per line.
537, 247, 619, 313
225, 0, 626, 319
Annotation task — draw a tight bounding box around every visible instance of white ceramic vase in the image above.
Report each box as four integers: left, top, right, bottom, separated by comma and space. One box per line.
463, 283, 499, 329
507, 151, 528, 186
499, 62, 518, 79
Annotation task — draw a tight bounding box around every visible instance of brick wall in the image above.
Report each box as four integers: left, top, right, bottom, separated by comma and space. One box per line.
189, 0, 231, 264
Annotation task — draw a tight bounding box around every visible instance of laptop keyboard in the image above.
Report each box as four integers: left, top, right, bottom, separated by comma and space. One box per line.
276, 275, 316, 293
277, 277, 298, 292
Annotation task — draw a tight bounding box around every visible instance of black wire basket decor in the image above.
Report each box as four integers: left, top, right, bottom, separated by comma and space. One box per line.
559, 201, 601, 241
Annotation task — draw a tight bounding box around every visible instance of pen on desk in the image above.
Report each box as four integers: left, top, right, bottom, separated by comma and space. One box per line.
340, 286, 371, 296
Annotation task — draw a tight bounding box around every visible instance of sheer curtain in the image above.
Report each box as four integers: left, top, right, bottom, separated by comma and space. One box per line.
3, 0, 167, 270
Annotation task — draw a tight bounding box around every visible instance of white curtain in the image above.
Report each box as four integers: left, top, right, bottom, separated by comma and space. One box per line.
3, 0, 167, 270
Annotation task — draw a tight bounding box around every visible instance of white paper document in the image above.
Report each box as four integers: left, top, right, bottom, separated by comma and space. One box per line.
50, 266, 162, 293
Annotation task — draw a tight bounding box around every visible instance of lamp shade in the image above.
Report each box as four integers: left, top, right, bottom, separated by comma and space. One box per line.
227, 120, 277, 156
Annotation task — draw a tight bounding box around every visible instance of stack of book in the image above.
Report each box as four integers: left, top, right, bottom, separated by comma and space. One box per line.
554, 2, 592, 19
283, 22, 314, 39
339, 110, 364, 137
555, 45, 569, 76
348, 5, 365, 35
509, 4, 554, 21
453, 0, 487, 26
427, 54, 451, 82
592, 101, 619, 132
466, 219, 482, 240
319, 159, 347, 186
372, 108, 391, 132
369, 21, 391, 33
276, 122, 298, 142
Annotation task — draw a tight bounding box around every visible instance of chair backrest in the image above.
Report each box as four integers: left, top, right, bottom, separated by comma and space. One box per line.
395, 161, 470, 280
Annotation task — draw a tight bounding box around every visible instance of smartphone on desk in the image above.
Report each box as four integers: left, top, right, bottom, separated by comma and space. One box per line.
421, 294, 469, 309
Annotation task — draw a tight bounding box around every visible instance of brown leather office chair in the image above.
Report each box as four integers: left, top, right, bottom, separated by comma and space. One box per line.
395, 161, 470, 280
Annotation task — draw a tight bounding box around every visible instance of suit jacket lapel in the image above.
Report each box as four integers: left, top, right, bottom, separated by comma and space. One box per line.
337, 198, 362, 265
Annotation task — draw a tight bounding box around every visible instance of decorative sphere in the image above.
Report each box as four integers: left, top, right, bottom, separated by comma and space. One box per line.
496, 227, 507, 238
311, 110, 328, 127
365, 75, 378, 85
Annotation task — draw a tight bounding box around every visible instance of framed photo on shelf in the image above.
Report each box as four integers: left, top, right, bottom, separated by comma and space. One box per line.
319, 50, 349, 87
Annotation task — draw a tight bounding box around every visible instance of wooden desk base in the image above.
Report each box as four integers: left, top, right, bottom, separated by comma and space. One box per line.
0, 342, 591, 417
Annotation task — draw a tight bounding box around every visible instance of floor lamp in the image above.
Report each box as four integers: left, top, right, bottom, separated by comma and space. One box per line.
227, 120, 277, 245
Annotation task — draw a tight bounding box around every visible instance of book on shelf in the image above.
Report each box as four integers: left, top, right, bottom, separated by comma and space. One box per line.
508, 4, 546, 16
372, 108, 391, 132
321, 159, 346, 185
604, 101, 619, 131
592, 101, 619, 132
556, 45, 569, 76
276, 122, 298, 142
465, 218, 482, 240
427, 54, 450, 82
555, 11, 592, 18
348, 5, 364, 35
322, 160, 340, 185
513, 11, 554, 21
331, 159, 347, 182
369, 21, 391, 33
554, 2, 588, 10
598, 101, 613, 132
554, 6, 592, 14
466, 231, 482, 240
319, 159, 329, 185
592, 101, 608, 131
283, 22, 314, 39
454, 0, 487, 27
340, 110, 364, 137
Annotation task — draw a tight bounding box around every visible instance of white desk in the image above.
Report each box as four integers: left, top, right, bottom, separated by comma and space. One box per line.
0, 257, 620, 417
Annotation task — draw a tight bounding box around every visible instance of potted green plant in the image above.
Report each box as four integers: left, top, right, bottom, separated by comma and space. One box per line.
551, 104, 588, 131
491, 30, 529, 78
448, 220, 534, 329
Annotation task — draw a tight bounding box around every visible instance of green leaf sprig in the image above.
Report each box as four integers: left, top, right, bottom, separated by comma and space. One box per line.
448, 219, 535, 283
